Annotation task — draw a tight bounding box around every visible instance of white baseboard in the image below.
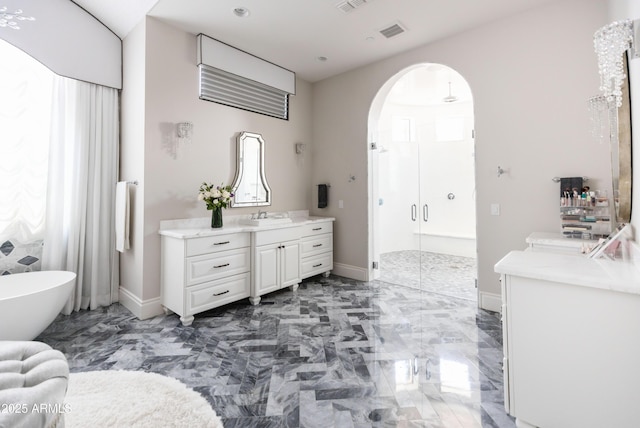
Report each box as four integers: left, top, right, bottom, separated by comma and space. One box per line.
331, 263, 369, 281
478, 291, 502, 313
118, 287, 164, 320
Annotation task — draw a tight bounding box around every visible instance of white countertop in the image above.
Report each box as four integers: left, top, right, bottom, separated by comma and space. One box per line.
525, 232, 599, 255
526, 232, 597, 249
159, 210, 334, 239
495, 250, 640, 296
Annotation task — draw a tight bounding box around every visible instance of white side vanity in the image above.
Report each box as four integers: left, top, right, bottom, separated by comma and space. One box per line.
494, 250, 640, 428
159, 212, 334, 326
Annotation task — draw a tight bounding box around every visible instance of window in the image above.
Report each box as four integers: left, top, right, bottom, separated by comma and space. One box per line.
0, 40, 54, 242
392, 116, 416, 142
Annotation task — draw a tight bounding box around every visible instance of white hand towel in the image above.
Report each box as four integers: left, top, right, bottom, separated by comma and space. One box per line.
115, 181, 131, 252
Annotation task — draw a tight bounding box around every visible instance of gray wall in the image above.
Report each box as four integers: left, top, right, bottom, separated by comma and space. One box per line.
119, 17, 313, 317
119, 0, 640, 315
310, 0, 610, 309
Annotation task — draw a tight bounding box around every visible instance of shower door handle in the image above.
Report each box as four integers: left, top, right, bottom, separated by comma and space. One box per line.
411, 204, 417, 221
423, 204, 429, 222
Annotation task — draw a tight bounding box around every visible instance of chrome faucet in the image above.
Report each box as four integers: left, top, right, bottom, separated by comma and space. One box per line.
250, 210, 269, 220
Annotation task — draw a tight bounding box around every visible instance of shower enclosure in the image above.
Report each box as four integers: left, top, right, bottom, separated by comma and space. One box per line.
369, 64, 477, 300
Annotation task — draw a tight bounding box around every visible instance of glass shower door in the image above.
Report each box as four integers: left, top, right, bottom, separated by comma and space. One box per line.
375, 123, 424, 290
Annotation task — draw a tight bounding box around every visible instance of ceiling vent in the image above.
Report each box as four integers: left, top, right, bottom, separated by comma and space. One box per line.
379, 22, 406, 39
336, 0, 373, 13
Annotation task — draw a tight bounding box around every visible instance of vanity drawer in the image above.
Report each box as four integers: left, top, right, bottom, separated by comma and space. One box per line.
301, 252, 333, 278
186, 247, 250, 286
186, 233, 250, 257
300, 234, 332, 257
253, 226, 302, 246
301, 222, 333, 237
187, 272, 250, 314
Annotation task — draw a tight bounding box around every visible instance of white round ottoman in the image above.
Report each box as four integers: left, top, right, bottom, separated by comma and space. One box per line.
0, 341, 69, 428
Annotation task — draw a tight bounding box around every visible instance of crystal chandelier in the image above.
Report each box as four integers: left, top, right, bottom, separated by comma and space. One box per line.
588, 95, 611, 143
593, 20, 633, 108
0, 6, 35, 30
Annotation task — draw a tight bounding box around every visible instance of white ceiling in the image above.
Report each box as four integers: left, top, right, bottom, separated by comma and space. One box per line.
73, 0, 558, 82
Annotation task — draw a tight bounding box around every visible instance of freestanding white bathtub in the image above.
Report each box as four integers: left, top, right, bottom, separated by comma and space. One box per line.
0, 271, 76, 340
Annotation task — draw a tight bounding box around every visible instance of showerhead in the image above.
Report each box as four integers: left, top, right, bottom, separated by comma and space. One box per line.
443, 81, 458, 103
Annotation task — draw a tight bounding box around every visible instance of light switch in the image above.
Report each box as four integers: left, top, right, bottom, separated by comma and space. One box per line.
339, 200, 344, 209
491, 203, 500, 216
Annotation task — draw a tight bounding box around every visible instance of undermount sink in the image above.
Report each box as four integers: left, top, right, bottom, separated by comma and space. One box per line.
239, 216, 293, 226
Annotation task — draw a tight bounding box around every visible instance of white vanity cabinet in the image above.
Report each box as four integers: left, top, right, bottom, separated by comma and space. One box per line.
300, 221, 333, 279
161, 232, 251, 326
159, 213, 334, 323
250, 226, 302, 305
495, 250, 640, 428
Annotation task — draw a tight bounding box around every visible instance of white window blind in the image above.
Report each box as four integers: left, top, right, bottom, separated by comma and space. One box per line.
199, 64, 290, 120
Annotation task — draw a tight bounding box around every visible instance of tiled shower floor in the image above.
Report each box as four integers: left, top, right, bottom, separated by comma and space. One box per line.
37, 274, 512, 427
379, 250, 477, 302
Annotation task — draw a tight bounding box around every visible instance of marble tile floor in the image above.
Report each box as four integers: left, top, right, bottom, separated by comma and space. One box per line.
379, 251, 477, 302
37, 275, 514, 428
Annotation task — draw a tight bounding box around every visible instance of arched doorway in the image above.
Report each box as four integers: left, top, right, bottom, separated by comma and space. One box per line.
368, 63, 477, 301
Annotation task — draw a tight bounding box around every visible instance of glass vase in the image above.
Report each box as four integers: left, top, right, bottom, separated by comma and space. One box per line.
211, 207, 223, 228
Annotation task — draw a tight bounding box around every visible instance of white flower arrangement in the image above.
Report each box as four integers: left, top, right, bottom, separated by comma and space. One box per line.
197, 182, 234, 210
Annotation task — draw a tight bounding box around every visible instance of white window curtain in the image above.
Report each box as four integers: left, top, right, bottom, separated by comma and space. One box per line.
42, 75, 119, 314
0, 40, 53, 243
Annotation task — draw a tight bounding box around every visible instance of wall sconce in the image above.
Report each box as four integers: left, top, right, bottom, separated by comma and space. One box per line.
177, 122, 193, 144
593, 19, 638, 108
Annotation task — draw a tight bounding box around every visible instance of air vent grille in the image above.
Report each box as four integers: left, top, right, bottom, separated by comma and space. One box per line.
380, 23, 406, 39
337, 2, 354, 12
199, 64, 290, 120
336, 0, 373, 13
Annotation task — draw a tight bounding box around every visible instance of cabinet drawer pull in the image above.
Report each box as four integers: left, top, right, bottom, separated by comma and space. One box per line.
213, 290, 230, 296
213, 241, 230, 246
313, 263, 323, 268
212, 263, 230, 269
312, 227, 322, 231
313, 244, 323, 248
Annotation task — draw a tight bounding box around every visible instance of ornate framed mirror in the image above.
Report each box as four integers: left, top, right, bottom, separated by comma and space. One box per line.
593, 20, 635, 225
614, 53, 632, 223
230, 131, 272, 207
